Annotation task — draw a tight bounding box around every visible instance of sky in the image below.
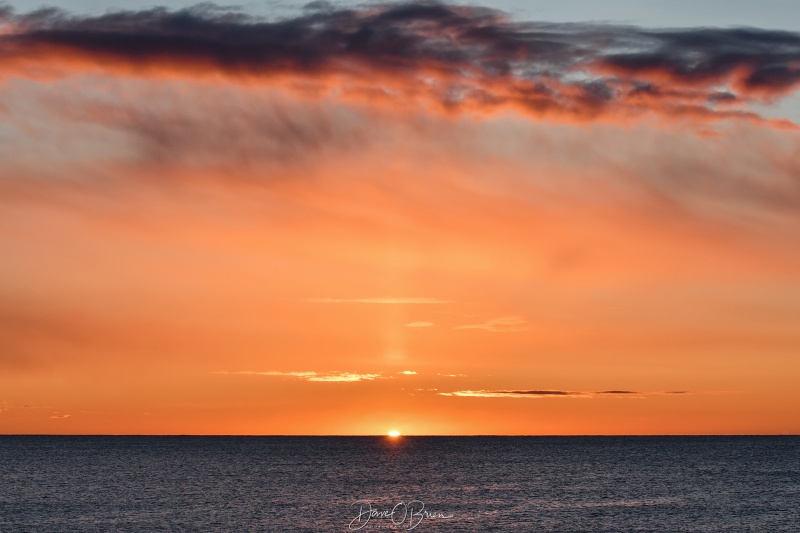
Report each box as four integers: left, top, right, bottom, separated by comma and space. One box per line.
6, 0, 800, 30
1, 1, 799, 435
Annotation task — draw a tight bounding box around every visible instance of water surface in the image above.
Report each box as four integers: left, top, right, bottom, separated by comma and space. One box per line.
1, 436, 797, 531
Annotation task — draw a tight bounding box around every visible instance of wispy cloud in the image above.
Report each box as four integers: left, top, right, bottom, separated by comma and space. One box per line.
307, 372, 383, 382
215, 370, 383, 382
406, 321, 435, 327
440, 390, 690, 398
216, 369, 429, 381
49, 413, 71, 419
308, 298, 451, 304
455, 316, 529, 332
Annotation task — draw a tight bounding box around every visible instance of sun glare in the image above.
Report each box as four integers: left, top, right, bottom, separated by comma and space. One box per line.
388, 430, 401, 438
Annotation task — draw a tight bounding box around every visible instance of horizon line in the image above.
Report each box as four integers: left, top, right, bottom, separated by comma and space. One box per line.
1, 433, 798, 437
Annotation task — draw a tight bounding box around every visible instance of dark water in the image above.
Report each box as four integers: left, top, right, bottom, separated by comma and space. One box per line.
1, 436, 798, 532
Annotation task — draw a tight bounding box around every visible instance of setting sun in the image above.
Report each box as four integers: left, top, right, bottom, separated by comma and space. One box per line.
388, 430, 401, 438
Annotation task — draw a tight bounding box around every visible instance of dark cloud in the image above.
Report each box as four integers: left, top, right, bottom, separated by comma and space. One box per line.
601, 27, 800, 90
441, 389, 693, 398
1, 2, 799, 121
505, 390, 643, 396
503, 390, 572, 395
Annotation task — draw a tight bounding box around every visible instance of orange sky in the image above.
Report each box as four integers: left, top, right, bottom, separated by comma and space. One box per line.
2, 5, 800, 435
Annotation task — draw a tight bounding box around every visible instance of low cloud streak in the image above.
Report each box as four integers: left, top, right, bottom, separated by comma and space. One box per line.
215, 370, 383, 382
455, 316, 529, 332
440, 389, 691, 398
308, 298, 451, 304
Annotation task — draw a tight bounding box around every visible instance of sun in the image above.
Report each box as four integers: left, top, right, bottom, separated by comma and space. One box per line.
387, 430, 401, 438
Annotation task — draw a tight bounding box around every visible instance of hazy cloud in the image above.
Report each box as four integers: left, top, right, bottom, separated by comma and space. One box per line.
406, 321, 435, 327
455, 316, 529, 332
308, 298, 451, 304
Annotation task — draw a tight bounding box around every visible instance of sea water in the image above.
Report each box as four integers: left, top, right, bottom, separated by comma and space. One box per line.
1, 436, 798, 531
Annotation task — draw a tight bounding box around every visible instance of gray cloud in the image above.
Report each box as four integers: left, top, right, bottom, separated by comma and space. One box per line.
440, 389, 691, 398
1, 2, 800, 121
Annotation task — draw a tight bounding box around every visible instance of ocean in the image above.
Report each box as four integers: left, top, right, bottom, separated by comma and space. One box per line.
1, 436, 798, 531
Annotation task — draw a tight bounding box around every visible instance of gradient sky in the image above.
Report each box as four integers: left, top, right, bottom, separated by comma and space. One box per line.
1, 1, 799, 435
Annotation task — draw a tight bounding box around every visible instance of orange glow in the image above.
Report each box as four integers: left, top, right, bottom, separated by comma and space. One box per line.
1, 14, 800, 436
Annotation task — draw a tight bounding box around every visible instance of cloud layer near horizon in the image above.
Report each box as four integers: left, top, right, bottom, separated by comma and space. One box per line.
439, 389, 691, 398
214, 370, 384, 382
1, 2, 800, 124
